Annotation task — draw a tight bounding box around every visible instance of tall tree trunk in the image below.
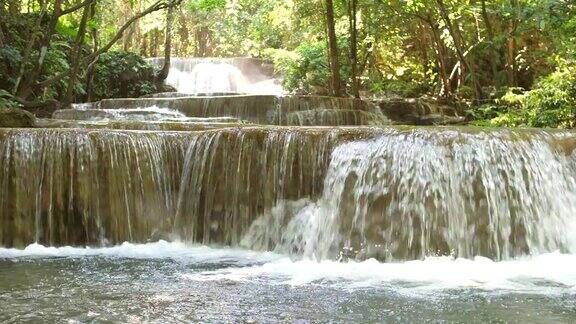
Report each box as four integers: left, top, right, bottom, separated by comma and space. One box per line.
16, 0, 61, 99
481, 0, 499, 87
140, 34, 148, 56
347, 0, 360, 98
0, 3, 5, 47
85, 1, 99, 102
325, 0, 342, 97
177, 9, 190, 56
12, 0, 48, 94
436, 0, 483, 99
151, 29, 159, 57
63, 2, 91, 106
195, 25, 211, 57
506, 0, 519, 87
157, 2, 174, 82
420, 14, 452, 97
8, 0, 20, 15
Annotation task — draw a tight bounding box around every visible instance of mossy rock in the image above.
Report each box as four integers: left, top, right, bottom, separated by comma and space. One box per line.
0, 108, 36, 128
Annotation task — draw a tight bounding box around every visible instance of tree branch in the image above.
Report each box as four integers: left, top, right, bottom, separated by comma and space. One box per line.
38, 0, 181, 89
59, 0, 96, 16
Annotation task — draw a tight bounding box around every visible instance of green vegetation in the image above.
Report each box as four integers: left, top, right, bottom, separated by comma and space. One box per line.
0, 0, 574, 127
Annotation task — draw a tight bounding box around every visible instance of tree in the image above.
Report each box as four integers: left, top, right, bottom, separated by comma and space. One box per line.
325, 0, 342, 97
15, 0, 182, 106
346, 0, 360, 98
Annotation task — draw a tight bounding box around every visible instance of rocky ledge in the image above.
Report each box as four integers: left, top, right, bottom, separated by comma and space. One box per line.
0, 108, 36, 128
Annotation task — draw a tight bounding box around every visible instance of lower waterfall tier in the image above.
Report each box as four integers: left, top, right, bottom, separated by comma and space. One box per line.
0, 127, 575, 261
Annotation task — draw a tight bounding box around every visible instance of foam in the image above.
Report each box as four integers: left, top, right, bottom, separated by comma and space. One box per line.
0, 240, 281, 264
184, 251, 576, 294
3, 241, 575, 294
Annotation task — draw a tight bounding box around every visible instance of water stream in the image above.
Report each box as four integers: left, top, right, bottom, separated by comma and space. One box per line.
1, 58, 576, 322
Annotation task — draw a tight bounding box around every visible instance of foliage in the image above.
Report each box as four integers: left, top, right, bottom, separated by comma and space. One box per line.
0, 0, 172, 106
1, 0, 576, 128
468, 62, 576, 128
0, 90, 22, 109
91, 51, 158, 101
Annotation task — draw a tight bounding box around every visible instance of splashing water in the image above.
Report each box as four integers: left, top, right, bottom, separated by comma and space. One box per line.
241, 129, 576, 261
149, 58, 284, 95
2, 127, 576, 322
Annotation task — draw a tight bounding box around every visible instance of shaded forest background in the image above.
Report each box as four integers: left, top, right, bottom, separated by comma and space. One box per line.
0, 0, 575, 127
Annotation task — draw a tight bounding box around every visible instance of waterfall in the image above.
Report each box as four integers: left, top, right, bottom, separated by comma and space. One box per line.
1, 127, 575, 262
63, 95, 387, 126
148, 57, 283, 95
0, 129, 190, 247
243, 129, 576, 261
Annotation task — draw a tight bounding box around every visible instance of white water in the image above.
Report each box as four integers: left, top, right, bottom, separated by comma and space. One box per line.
2, 241, 575, 294
102, 106, 188, 121
242, 131, 576, 261
162, 60, 283, 95
0, 241, 280, 264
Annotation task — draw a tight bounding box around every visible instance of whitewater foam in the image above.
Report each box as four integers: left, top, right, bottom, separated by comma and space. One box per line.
1, 241, 575, 294
0, 241, 281, 264
184, 251, 576, 294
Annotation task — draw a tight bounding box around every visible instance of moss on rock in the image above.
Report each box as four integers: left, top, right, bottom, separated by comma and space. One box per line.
0, 108, 36, 128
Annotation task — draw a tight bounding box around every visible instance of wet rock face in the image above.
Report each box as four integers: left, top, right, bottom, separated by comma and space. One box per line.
80, 95, 389, 126
0, 108, 36, 128
375, 98, 465, 125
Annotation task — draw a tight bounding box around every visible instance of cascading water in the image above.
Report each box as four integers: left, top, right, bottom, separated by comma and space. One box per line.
148, 57, 284, 95
2, 61, 576, 322
1, 127, 575, 263
242, 129, 576, 261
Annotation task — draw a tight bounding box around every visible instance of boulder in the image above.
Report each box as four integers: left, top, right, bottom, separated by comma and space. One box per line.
375, 98, 466, 125
0, 108, 36, 128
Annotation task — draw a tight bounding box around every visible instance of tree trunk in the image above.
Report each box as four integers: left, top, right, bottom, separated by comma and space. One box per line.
0, 4, 5, 47
16, 0, 63, 99
140, 35, 148, 57
325, 0, 342, 97
421, 15, 452, 97
157, 2, 174, 82
195, 25, 211, 57
177, 9, 190, 56
8, 0, 21, 15
506, 0, 519, 87
481, 0, 499, 86
85, 35, 99, 102
436, 0, 483, 99
63, 2, 91, 106
347, 0, 360, 98
12, 1, 48, 94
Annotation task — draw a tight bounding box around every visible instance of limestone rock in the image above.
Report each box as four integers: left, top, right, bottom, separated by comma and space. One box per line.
0, 108, 36, 128
375, 98, 466, 125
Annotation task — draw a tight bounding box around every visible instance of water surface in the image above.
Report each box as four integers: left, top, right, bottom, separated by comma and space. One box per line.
1, 241, 575, 322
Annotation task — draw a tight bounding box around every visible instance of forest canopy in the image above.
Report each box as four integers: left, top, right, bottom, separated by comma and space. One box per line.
0, 0, 575, 126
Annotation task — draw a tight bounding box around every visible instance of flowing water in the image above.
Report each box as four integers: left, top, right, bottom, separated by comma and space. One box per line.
1, 126, 576, 322
2, 58, 576, 321
147, 57, 283, 95
1, 242, 576, 322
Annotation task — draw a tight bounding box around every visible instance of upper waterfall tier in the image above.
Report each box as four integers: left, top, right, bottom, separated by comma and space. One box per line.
63, 95, 389, 126
1, 127, 575, 261
147, 57, 283, 95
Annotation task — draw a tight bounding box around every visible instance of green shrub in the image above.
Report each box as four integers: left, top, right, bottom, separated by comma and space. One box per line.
0, 90, 22, 109
91, 51, 159, 101
468, 62, 576, 128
